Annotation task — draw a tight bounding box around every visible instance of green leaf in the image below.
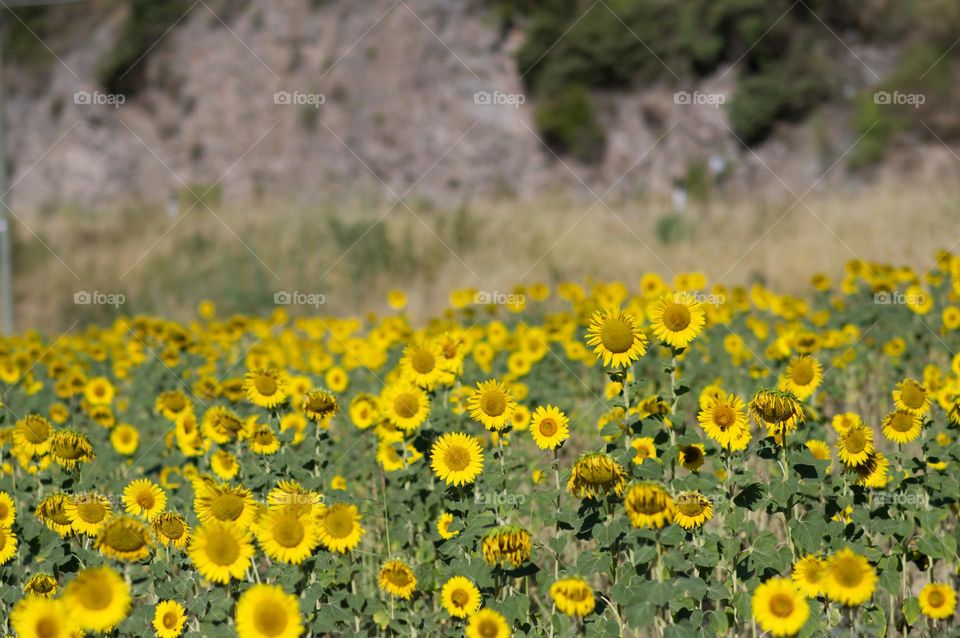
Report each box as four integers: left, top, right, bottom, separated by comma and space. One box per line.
902, 596, 921, 625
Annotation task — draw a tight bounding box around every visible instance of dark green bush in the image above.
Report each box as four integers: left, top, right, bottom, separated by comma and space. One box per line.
533, 85, 606, 163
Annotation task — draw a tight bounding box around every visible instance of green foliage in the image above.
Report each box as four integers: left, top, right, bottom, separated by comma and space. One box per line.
533, 85, 606, 163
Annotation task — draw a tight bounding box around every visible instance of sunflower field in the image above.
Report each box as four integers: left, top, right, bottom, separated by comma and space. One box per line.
0, 256, 959, 638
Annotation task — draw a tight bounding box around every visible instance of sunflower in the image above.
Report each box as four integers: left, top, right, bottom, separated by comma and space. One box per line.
62, 566, 131, 632
123, 478, 167, 520
110, 424, 139, 455
650, 292, 706, 349
210, 449, 240, 480
836, 423, 875, 467
23, 573, 58, 598
267, 480, 322, 516
631, 437, 658, 464
624, 482, 674, 529
153, 600, 188, 638
440, 575, 481, 618
13, 414, 54, 456
349, 393, 380, 429
301, 389, 340, 425
0, 490, 16, 526
673, 491, 713, 529
823, 548, 877, 606
189, 521, 255, 584
0, 525, 17, 564
256, 507, 319, 565
678, 443, 706, 471
529, 405, 569, 450
482, 525, 532, 568
777, 355, 823, 401
791, 555, 826, 598
96, 515, 153, 561
194, 483, 258, 528
35, 494, 74, 537
156, 390, 192, 421
466, 379, 517, 431
751, 577, 810, 637
152, 512, 191, 549
550, 577, 596, 617
202, 406, 246, 444
64, 492, 113, 537
382, 383, 431, 433
880, 410, 922, 444
430, 432, 485, 486
84, 376, 115, 405
315, 503, 365, 553
804, 440, 831, 464
248, 425, 281, 455
849, 451, 890, 488
466, 608, 510, 638
567, 453, 627, 499
379, 559, 417, 599
749, 390, 805, 437
49, 431, 95, 469
11, 596, 77, 638
235, 584, 303, 638
831, 412, 861, 434
918, 583, 957, 620
585, 308, 648, 368
243, 368, 289, 409
437, 512, 460, 539
894, 378, 930, 415
697, 393, 750, 450
400, 340, 449, 389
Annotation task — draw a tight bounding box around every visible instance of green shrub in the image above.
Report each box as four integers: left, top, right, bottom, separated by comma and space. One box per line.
533, 85, 606, 163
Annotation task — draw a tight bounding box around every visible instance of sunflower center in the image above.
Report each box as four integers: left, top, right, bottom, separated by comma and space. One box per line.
394, 393, 420, 419
833, 558, 864, 588
451, 589, 469, 607
75, 579, 113, 610
890, 413, 915, 433
663, 303, 692, 332
928, 590, 945, 607
900, 384, 924, 409
677, 498, 706, 516
387, 568, 411, 587
599, 318, 634, 353
480, 391, 506, 417
714, 406, 735, 429
23, 418, 50, 443
163, 612, 178, 629
791, 363, 814, 385
253, 601, 288, 636
206, 531, 240, 565
411, 350, 436, 374
477, 619, 500, 638
273, 517, 306, 548
254, 376, 277, 396
78, 502, 106, 523
159, 518, 185, 539
324, 510, 353, 539
137, 493, 156, 510
36, 617, 61, 638
210, 494, 245, 521
845, 430, 867, 454
682, 447, 703, 464
539, 418, 558, 437
634, 495, 668, 515
444, 446, 471, 472
634, 444, 650, 460
769, 592, 795, 617
104, 523, 147, 552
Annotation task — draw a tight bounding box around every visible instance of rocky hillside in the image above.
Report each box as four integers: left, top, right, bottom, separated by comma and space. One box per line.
4, 0, 960, 213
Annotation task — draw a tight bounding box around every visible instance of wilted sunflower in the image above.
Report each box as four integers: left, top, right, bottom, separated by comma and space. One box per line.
23, 573, 58, 598
749, 390, 805, 438
673, 491, 713, 529
880, 410, 922, 444
436, 512, 460, 539
63, 566, 131, 632
235, 584, 303, 638
379, 559, 417, 599
13, 414, 54, 456
893, 378, 930, 415
778, 355, 823, 400
64, 492, 113, 537
550, 577, 596, 617
751, 577, 810, 637
567, 452, 627, 499
466, 608, 510, 638
189, 521, 255, 584
123, 478, 167, 520
441, 575, 481, 618
585, 308, 648, 368
624, 482, 674, 529
152, 512, 191, 549
836, 423, 875, 467
49, 430, 94, 469
301, 388, 340, 425
823, 548, 877, 606
467, 379, 516, 431
153, 600, 187, 638
430, 432, 485, 486
194, 483, 258, 528
791, 555, 826, 598
256, 507, 319, 565
382, 383, 431, 433
315, 503, 364, 553
0, 525, 17, 564
35, 493, 74, 537
918, 583, 957, 620
11, 596, 77, 638
698, 393, 750, 451
96, 516, 153, 562
482, 525, 532, 568
243, 368, 289, 409
526, 404, 568, 449
649, 292, 706, 350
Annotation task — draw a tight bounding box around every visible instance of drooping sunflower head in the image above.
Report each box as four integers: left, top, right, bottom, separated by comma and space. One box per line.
49, 430, 95, 469
751, 577, 810, 637
301, 388, 340, 425
673, 491, 713, 530
440, 575, 481, 618
624, 482, 674, 529
549, 577, 596, 617
436, 512, 460, 540
482, 525, 532, 568
152, 512, 191, 549
823, 548, 878, 606
467, 379, 517, 431
430, 432, 485, 486
35, 493, 74, 537
96, 516, 154, 562
749, 389, 805, 437
23, 573, 59, 598
585, 308, 648, 368
378, 559, 417, 600
267, 480, 321, 517
567, 452, 627, 499
849, 451, 890, 488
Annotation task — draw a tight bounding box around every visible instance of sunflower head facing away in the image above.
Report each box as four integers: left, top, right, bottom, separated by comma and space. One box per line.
550, 577, 596, 617
567, 452, 627, 499
624, 482, 674, 529
749, 389, 805, 437
482, 525, 532, 568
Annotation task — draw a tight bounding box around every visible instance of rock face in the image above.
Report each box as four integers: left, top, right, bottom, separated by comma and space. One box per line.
3, 1, 956, 213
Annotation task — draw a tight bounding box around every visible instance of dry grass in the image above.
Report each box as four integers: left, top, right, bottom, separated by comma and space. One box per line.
11, 177, 960, 332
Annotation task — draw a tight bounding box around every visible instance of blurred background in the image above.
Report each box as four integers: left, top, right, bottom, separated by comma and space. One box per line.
2, 0, 960, 331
